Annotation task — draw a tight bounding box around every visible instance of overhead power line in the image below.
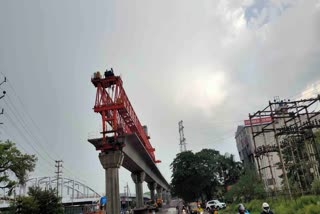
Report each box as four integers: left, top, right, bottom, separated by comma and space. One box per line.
4, 95, 56, 161
2, 124, 53, 175
3, 110, 55, 170
0, 74, 87, 182
6, 79, 62, 160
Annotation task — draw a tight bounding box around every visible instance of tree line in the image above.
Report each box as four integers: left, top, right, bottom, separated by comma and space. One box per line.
1, 140, 63, 214
170, 149, 243, 202
170, 130, 320, 204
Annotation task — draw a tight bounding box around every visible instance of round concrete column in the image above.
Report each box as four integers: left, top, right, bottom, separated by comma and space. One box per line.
165, 190, 170, 204
156, 186, 163, 200
147, 182, 157, 203
131, 171, 146, 208
99, 151, 124, 214
167, 191, 171, 203
162, 190, 166, 204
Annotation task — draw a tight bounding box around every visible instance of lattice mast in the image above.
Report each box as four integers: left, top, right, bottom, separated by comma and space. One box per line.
178, 120, 187, 152
91, 68, 160, 163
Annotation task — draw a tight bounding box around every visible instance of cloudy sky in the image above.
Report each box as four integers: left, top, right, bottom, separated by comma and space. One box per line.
1, 0, 320, 195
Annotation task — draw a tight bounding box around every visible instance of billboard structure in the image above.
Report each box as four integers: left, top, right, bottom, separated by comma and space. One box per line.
244, 116, 272, 126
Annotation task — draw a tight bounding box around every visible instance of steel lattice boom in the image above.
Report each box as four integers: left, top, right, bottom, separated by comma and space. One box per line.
91, 68, 159, 163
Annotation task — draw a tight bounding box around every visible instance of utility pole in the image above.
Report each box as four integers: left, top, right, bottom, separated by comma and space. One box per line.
0, 109, 3, 125
0, 76, 6, 99
178, 120, 187, 152
0, 77, 6, 128
15, 199, 22, 214
55, 160, 63, 196
124, 182, 129, 209
123, 183, 131, 210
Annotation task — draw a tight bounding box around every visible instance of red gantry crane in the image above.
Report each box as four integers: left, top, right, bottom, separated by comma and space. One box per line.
91, 68, 160, 163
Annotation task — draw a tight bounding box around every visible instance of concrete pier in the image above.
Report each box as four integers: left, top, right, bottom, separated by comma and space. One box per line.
131, 171, 146, 208
99, 151, 124, 214
156, 186, 163, 206
147, 182, 157, 202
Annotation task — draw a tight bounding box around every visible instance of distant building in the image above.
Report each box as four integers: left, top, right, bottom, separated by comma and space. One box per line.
235, 125, 255, 165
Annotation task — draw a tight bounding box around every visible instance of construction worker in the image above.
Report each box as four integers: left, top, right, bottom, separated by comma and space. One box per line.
197, 204, 204, 214
213, 205, 219, 214
261, 202, 274, 214
238, 204, 250, 214
208, 205, 219, 214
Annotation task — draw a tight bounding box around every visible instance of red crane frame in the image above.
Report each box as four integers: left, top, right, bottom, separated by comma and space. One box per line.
91, 70, 160, 163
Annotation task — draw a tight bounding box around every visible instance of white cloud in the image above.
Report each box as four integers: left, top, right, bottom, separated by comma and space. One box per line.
167, 0, 320, 118
299, 81, 320, 99
176, 69, 228, 114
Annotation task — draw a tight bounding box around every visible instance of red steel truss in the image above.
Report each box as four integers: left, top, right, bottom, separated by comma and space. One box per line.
91, 69, 159, 163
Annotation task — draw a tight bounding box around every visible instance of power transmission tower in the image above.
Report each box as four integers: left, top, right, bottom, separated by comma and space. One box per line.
178, 120, 187, 152
55, 160, 63, 196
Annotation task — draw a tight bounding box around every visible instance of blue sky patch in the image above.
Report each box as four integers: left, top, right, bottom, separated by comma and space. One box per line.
244, 0, 293, 28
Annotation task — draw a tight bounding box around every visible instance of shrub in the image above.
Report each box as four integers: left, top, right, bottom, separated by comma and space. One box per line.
304, 204, 320, 214
219, 195, 320, 214
311, 179, 320, 194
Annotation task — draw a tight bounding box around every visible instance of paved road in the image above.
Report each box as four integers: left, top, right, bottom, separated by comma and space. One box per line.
158, 200, 209, 214
158, 207, 177, 214
157, 199, 179, 214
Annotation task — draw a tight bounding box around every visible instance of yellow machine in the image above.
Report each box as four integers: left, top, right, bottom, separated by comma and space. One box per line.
156, 198, 163, 207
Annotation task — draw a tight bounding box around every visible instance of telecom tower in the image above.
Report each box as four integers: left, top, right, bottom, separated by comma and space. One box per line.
178, 120, 187, 152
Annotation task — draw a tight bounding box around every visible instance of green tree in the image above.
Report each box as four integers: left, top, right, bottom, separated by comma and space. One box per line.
220, 153, 242, 189
279, 134, 319, 192
195, 149, 221, 200
170, 149, 242, 202
11, 186, 64, 214
13, 197, 38, 214
0, 140, 37, 195
170, 151, 200, 202
225, 166, 265, 202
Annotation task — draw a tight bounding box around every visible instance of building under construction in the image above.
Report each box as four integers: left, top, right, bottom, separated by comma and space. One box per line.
236, 95, 320, 196
235, 120, 283, 190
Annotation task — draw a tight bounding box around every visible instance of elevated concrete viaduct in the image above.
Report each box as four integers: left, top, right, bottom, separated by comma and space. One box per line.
89, 70, 170, 214
88, 134, 170, 214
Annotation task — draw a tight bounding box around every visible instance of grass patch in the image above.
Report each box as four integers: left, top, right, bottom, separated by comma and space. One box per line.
219, 195, 320, 214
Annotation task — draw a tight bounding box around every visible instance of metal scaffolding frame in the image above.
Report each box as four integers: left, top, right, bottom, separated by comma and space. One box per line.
248, 95, 320, 198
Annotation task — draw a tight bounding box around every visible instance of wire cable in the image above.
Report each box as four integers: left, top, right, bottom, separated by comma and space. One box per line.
3, 109, 56, 170
1, 74, 90, 184
2, 124, 53, 176
4, 95, 56, 161
6, 80, 62, 160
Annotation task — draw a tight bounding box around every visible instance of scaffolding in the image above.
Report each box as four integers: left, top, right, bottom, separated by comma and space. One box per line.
248, 95, 320, 198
